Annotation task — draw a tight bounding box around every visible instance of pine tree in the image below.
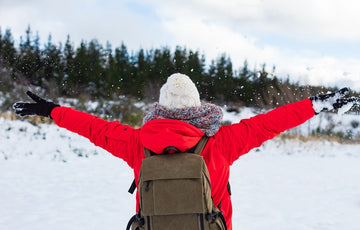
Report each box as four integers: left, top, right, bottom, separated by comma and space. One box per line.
17, 25, 43, 85
203, 60, 217, 101
185, 50, 205, 96
42, 34, 63, 84
104, 41, 118, 96
132, 48, 150, 99
251, 64, 274, 107
152, 47, 175, 83
62, 35, 76, 95
69, 40, 88, 92
114, 42, 130, 94
236, 60, 254, 105
214, 54, 235, 103
86, 39, 105, 95
0, 27, 3, 58
173, 46, 188, 73
0, 28, 17, 68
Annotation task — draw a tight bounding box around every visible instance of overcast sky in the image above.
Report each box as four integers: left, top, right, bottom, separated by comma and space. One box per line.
1, 0, 360, 90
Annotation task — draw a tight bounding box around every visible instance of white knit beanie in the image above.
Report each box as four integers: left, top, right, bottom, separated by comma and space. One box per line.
159, 73, 201, 109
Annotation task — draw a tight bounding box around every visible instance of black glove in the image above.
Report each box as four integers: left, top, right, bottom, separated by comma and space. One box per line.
310, 87, 359, 114
13, 91, 60, 119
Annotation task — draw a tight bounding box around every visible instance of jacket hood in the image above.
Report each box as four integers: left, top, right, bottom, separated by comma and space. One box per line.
140, 119, 205, 154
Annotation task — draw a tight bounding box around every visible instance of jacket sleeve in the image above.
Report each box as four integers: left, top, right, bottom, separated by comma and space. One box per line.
216, 99, 315, 165
51, 106, 141, 168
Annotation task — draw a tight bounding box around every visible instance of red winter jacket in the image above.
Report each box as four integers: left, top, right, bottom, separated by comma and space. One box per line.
51, 99, 315, 230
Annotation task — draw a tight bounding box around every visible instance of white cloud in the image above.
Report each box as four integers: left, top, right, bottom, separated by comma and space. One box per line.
1, 0, 360, 90
166, 16, 360, 87
0, 0, 169, 49
139, 0, 360, 90
139, 0, 360, 43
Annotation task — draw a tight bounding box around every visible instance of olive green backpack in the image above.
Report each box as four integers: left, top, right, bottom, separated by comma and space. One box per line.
127, 136, 227, 230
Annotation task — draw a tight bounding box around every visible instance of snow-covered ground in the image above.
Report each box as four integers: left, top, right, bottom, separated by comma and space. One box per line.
1, 109, 360, 230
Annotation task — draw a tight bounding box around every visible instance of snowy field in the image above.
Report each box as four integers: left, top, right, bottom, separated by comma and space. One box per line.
1, 109, 360, 230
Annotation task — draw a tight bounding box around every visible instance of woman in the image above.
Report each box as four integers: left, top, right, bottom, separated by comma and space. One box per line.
13, 73, 356, 230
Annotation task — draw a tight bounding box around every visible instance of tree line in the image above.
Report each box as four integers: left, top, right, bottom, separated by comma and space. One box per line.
0, 26, 337, 108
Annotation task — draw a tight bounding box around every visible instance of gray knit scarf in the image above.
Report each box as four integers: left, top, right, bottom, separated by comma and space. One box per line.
143, 103, 223, 136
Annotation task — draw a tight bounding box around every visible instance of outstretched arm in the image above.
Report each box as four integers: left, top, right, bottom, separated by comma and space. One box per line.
51, 107, 140, 167
219, 98, 314, 164
218, 88, 358, 165
13, 91, 140, 168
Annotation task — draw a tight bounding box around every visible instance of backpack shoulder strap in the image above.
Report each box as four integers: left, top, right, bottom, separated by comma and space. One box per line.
194, 136, 209, 155
143, 148, 152, 158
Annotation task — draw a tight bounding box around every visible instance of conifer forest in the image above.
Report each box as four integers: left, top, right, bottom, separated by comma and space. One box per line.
0, 26, 351, 110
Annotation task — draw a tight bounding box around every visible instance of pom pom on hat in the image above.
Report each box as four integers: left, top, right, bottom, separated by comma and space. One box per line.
159, 73, 201, 109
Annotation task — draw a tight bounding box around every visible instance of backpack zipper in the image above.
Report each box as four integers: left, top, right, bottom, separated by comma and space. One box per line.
145, 181, 151, 192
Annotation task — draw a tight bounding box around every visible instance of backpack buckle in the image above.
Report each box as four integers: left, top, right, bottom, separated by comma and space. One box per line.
163, 146, 180, 154
126, 213, 144, 230
206, 211, 220, 221
135, 213, 144, 226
